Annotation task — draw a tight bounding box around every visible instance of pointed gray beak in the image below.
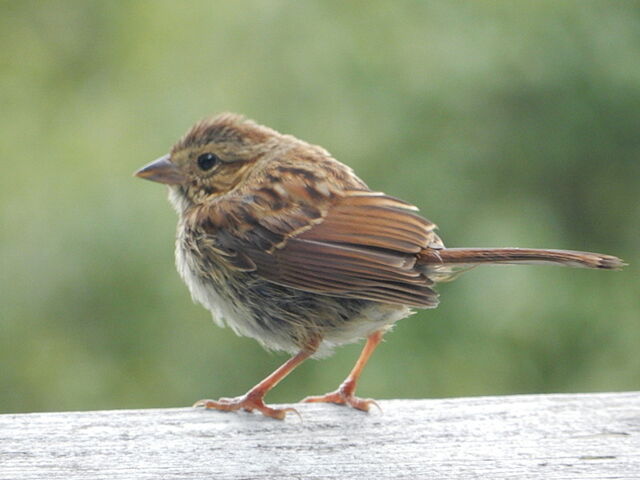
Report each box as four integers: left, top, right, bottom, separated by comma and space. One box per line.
134, 154, 186, 185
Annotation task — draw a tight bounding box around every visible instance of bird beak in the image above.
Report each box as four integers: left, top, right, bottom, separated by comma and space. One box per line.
134, 154, 186, 185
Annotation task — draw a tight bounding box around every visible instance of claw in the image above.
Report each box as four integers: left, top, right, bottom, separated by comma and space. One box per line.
301, 331, 385, 414
302, 390, 381, 413
191, 343, 318, 420
193, 395, 297, 420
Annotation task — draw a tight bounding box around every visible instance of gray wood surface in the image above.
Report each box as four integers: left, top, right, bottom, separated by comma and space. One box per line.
1, 392, 639, 479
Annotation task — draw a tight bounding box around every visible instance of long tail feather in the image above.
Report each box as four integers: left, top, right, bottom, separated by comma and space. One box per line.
419, 248, 625, 270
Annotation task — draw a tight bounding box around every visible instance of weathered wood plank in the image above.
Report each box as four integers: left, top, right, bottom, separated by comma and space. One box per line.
1, 392, 638, 479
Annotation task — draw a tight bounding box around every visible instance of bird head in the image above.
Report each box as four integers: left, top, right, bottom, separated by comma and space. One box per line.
134, 113, 282, 212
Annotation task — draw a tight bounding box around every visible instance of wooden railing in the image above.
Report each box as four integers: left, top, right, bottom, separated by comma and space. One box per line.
1, 391, 638, 479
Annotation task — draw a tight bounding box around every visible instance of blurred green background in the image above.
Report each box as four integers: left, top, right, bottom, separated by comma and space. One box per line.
1, 1, 638, 414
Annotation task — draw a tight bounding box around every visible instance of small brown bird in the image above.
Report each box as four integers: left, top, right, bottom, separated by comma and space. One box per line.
135, 113, 624, 419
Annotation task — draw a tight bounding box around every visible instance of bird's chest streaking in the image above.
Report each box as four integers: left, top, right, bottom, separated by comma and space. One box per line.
175, 223, 411, 356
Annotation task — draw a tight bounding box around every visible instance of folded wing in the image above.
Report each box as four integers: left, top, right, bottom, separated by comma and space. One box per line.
193, 187, 441, 308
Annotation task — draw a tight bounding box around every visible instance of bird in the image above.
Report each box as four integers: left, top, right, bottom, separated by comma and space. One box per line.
134, 113, 624, 419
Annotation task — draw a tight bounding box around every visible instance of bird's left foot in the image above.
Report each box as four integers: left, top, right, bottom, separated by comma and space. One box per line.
302, 388, 379, 412
193, 394, 298, 420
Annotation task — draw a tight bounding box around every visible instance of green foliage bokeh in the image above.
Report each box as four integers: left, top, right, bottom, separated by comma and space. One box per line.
1, 1, 638, 413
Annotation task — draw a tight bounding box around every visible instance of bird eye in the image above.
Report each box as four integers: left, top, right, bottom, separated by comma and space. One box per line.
196, 153, 219, 171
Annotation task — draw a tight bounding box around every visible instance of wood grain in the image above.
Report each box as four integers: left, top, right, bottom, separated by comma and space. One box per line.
1, 392, 639, 479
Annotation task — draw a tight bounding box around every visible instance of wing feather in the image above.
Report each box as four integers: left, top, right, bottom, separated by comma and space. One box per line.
191, 185, 440, 308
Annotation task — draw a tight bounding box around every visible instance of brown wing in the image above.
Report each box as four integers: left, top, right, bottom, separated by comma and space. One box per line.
190, 185, 440, 308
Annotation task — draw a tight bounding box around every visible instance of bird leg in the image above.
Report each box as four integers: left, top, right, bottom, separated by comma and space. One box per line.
194, 338, 319, 420
303, 330, 384, 411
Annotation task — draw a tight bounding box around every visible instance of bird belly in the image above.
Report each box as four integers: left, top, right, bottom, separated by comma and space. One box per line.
319, 302, 412, 355
176, 236, 412, 356
176, 240, 280, 344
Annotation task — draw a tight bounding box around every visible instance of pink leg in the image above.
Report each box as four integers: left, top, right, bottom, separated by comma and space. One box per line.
302, 330, 384, 411
194, 338, 319, 420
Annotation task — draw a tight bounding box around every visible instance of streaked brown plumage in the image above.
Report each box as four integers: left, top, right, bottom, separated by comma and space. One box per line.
135, 113, 624, 419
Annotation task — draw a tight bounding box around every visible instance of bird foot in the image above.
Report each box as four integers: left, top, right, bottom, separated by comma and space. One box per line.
193, 394, 299, 420
302, 389, 380, 412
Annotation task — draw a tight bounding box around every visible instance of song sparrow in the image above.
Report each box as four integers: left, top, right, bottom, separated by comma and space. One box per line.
135, 113, 624, 419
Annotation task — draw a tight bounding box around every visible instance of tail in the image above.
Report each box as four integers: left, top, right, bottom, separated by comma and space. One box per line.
418, 247, 624, 280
